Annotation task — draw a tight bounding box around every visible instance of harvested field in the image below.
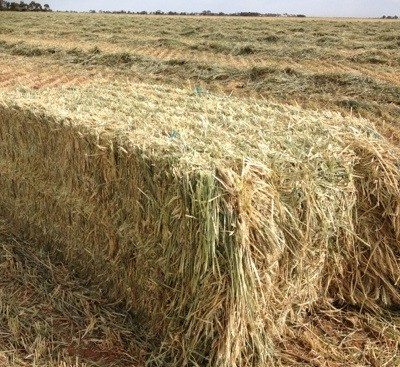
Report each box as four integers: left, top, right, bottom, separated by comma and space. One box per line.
0, 221, 149, 367
0, 13, 399, 136
0, 11, 400, 367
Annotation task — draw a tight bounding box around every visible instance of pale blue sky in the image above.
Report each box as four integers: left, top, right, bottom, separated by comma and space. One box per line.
46, 0, 400, 17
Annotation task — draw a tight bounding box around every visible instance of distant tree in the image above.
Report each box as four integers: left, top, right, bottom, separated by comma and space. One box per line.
237, 12, 261, 17
9, 2, 19, 10
31, 2, 43, 11
1, 1, 51, 11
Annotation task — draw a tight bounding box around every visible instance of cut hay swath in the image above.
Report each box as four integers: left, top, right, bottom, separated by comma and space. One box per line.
0, 82, 399, 366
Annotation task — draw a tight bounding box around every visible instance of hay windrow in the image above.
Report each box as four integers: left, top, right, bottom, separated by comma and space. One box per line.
0, 82, 399, 366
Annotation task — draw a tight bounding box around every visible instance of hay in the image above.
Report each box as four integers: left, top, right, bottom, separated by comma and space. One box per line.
1, 224, 399, 367
0, 82, 399, 366
0, 221, 149, 367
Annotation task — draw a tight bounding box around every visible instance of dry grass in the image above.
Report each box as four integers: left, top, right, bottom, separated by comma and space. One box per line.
0, 221, 149, 367
0, 223, 399, 366
280, 306, 400, 366
0, 12, 399, 139
0, 80, 399, 365
0, 11, 400, 367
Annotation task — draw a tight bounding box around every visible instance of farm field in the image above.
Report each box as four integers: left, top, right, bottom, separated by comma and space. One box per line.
0, 11, 400, 367
0, 13, 399, 137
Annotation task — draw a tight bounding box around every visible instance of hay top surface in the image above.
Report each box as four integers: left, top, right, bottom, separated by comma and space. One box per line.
0, 82, 389, 172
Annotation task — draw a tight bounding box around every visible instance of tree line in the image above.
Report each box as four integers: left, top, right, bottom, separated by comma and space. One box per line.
0, 1, 51, 11
87, 10, 307, 17
0, 3, 304, 16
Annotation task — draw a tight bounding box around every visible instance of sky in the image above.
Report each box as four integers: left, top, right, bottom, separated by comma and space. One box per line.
45, 0, 400, 17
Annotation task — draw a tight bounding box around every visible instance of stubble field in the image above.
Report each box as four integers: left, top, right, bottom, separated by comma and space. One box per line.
1, 13, 399, 133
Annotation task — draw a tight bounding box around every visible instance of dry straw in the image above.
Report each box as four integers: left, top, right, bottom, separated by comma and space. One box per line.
0, 82, 399, 366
